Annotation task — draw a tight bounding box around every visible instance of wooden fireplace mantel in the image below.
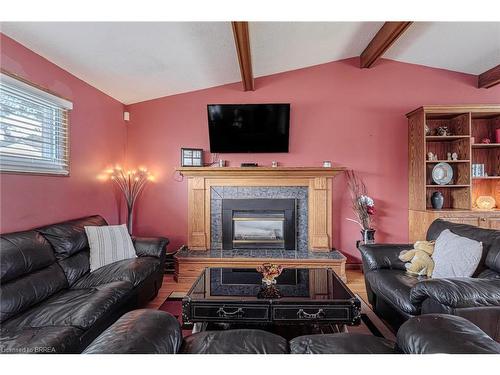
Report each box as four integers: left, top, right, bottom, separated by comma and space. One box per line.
176, 166, 345, 252
177, 166, 345, 178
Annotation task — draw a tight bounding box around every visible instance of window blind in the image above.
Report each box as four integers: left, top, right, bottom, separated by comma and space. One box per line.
0, 72, 72, 175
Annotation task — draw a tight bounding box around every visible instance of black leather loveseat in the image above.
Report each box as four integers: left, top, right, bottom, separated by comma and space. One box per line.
359, 219, 500, 340
83, 309, 500, 354
0, 215, 168, 353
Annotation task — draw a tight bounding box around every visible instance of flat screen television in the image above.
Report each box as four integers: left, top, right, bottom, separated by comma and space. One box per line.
207, 104, 290, 153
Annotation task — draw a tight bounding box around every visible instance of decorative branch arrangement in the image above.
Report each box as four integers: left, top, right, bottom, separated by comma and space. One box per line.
106, 166, 154, 234
345, 170, 375, 231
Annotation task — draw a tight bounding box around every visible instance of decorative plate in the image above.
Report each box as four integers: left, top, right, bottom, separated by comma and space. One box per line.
432, 162, 453, 185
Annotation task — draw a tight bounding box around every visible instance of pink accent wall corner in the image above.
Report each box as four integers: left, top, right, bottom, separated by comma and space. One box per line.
0, 33, 127, 232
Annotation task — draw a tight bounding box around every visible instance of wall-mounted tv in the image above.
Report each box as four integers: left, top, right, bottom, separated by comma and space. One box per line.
207, 104, 290, 153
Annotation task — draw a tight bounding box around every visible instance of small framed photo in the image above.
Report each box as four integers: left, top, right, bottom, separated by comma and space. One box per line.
181, 148, 203, 167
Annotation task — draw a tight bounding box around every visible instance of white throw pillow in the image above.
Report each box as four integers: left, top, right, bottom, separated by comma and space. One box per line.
432, 229, 482, 278
85, 224, 136, 272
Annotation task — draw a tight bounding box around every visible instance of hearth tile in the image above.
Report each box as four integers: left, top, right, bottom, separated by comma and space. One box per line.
282, 251, 298, 259
251, 250, 267, 258
238, 250, 250, 258
219, 250, 232, 257
264, 249, 283, 258
176, 248, 210, 257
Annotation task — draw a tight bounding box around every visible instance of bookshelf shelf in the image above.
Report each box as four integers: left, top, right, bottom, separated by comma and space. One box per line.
472, 143, 500, 149
425, 135, 470, 141
425, 160, 470, 163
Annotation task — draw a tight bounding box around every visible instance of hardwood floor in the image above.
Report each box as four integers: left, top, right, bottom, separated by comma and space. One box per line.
145, 268, 368, 309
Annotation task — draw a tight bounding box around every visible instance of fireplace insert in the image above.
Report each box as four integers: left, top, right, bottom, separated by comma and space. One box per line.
222, 199, 296, 250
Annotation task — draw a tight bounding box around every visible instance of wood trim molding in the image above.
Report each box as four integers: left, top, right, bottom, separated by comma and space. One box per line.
478, 64, 500, 89
231, 21, 254, 91
177, 167, 345, 178
360, 22, 412, 68
308, 177, 332, 251
187, 177, 207, 250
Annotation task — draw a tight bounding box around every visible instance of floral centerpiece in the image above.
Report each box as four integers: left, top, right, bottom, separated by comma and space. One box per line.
256, 263, 283, 286
345, 170, 376, 244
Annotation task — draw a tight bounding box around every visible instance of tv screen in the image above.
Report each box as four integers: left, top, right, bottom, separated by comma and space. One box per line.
207, 104, 290, 153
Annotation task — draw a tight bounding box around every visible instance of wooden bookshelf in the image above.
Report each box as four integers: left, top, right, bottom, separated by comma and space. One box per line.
407, 105, 500, 240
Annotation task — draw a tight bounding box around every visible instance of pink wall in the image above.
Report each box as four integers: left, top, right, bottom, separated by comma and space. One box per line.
0, 34, 127, 232
126, 57, 500, 262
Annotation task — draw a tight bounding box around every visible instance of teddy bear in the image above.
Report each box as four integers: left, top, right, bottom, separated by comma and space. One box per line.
398, 240, 435, 277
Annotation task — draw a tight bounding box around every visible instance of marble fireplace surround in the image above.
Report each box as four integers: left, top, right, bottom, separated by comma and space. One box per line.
177, 167, 344, 252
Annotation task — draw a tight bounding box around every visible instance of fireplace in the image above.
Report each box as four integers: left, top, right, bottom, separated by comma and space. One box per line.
222, 199, 296, 250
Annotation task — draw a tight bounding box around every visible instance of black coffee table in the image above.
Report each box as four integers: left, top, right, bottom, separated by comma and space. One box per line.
182, 267, 361, 336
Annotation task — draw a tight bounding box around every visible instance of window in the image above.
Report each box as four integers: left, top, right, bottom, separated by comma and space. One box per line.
0, 72, 72, 175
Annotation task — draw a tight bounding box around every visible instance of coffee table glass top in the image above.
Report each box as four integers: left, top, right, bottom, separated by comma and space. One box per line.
186, 267, 354, 302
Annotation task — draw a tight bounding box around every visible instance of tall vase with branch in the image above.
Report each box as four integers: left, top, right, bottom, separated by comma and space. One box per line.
106, 166, 154, 234
345, 170, 376, 244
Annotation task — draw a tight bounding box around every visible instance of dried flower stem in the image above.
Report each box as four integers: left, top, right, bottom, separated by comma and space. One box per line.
345, 170, 374, 230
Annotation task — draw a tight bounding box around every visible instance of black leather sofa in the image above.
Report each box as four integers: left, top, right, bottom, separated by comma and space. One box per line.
83, 309, 500, 354
359, 219, 500, 340
0, 215, 168, 353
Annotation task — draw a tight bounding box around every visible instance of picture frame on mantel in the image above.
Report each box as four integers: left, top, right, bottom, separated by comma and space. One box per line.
181, 148, 203, 167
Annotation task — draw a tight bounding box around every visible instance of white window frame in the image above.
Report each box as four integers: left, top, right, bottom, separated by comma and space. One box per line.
0, 72, 73, 176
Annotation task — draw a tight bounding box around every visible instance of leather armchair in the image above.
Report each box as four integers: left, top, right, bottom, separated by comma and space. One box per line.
359, 219, 500, 338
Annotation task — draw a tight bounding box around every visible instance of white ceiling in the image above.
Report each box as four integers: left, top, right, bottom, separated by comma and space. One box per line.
250, 22, 383, 77
0, 22, 241, 104
385, 22, 500, 74
1, 22, 498, 104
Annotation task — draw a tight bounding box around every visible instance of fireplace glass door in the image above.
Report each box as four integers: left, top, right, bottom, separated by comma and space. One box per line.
232, 211, 285, 248
222, 199, 296, 250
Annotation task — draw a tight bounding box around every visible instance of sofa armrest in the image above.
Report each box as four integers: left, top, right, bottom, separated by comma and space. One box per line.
83, 309, 182, 354
410, 278, 500, 308
397, 314, 500, 354
358, 243, 412, 272
133, 236, 169, 259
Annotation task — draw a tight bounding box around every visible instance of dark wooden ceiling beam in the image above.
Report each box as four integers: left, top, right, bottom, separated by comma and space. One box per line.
360, 22, 412, 68
231, 21, 254, 91
478, 64, 500, 88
